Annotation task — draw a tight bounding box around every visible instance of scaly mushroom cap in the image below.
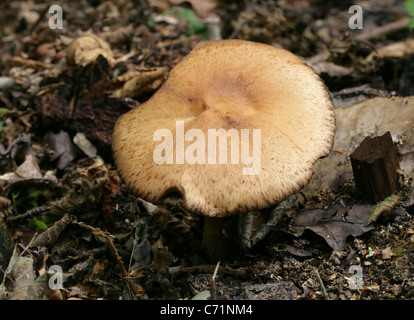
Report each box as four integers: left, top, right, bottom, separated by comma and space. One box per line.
112, 40, 336, 217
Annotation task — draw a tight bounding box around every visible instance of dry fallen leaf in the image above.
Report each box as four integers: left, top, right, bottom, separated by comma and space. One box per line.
11, 56, 52, 71
17, 1, 40, 27
304, 97, 414, 198
366, 39, 414, 62
101, 25, 134, 47
67, 32, 115, 67
148, 0, 171, 11
310, 61, 353, 77
73, 132, 97, 158
30, 214, 72, 248
290, 204, 374, 251
381, 246, 394, 260
43, 131, 77, 170
151, 238, 173, 272
286, 245, 313, 258
15, 154, 42, 179
111, 67, 168, 98
96, 1, 120, 21
366, 194, 402, 226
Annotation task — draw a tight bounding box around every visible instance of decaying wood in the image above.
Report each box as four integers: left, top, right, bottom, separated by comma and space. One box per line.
0, 217, 15, 271
350, 131, 401, 203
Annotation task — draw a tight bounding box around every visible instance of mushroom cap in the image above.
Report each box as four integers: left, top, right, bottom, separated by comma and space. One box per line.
112, 40, 336, 217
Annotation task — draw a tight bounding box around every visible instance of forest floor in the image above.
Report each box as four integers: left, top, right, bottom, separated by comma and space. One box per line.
0, 0, 414, 300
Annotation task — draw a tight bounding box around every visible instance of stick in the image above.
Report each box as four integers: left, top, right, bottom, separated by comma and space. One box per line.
1, 233, 38, 288
73, 219, 147, 300
307, 18, 410, 65
314, 267, 328, 300
6, 205, 50, 225
168, 264, 246, 278
211, 261, 220, 300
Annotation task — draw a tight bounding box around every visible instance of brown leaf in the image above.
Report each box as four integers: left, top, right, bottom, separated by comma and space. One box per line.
67, 32, 115, 67
151, 238, 173, 272
286, 245, 313, 258
15, 154, 42, 179
11, 56, 52, 71
311, 61, 353, 77
43, 131, 76, 170
381, 246, 393, 260
290, 204, 374, 251
101, 25, 134, 47
366, 39, 414, 62
30, 214, 72, 248
111, 67, 168, 99
49, 158, 109, 217
303, 97, 414, 199
96, 1, 120, 21
148, 0, 171, 11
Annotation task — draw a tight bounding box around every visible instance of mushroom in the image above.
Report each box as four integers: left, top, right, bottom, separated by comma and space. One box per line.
112, 40, 336, 260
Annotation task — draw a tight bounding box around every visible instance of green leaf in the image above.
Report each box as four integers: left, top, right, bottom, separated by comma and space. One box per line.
403, 0, 414, 16
146, 16, 155, 27
407, 18, 414, 30
11, 187, 45, 214
179, 8, 204, 33
0, 108, 8, 116
30, 217, 47, 230
178, 8, 208, 39
192, 290, 211, 300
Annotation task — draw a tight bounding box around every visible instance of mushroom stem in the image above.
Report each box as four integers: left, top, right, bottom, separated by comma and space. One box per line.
202, 216, 239, 261
202, 212, 260, 261
203, 194, 299, 261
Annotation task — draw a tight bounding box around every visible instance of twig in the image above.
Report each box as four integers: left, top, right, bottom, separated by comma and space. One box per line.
211, 261, 220, 300
314, 267, 328, 300
73, 219, 147, 300
0, 266, 14, 284
340, 249, 357, 270
6, 205, 50, 226
355, 17, 410, 41
168, 264, 246, 278
1, 233, 38, 288
307, 18, 410, 65
11, 56, 53, 71
1, 177, 58, 198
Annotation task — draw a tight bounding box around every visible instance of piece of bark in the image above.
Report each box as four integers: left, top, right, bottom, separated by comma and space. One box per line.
350, 131, 400, 203
0, 217, 14, 270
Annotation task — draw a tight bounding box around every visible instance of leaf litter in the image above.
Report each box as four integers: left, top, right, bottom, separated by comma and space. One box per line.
289, 204, 375, 252
0, 0, 414, 301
